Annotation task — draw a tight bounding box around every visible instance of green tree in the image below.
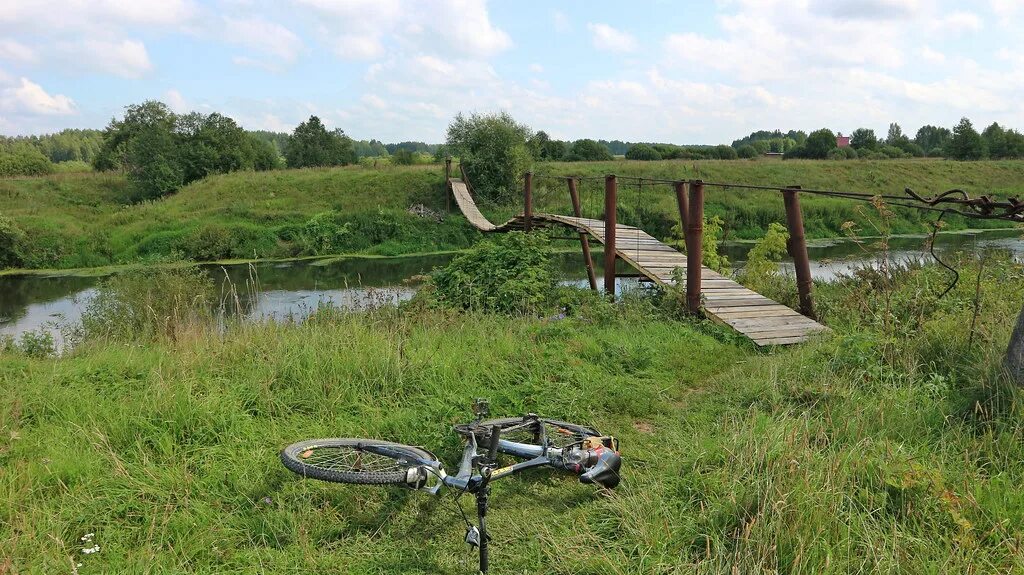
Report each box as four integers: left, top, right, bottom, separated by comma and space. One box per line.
915, 125, 951, 154
982, 122, 1009, 159
285, 116, 356, 168
850, 128, 878, 150
391, 148, 415, 165
713, 145, 738, 160
947, 117, 986, 160
569, 139, 613, 161
886, 123, 910, 148
804, 129, 837, 159
736, 144, 758, 158
625, 144, 662, 160
445, 111, 533, 203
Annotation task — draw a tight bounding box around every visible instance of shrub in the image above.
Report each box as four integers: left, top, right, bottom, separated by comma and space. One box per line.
736, 222, 793, 304
0, 214, 27, 268
737, 144, 758, 159
625, 144, 662, 161
79, 266, 214, 342
180, 223, 279, 261
569, 139, 614, 161
428, 232, 555, 314
0, 144, 55, 177
446, 111, 533, 203
299, 211, 353, 255
827, 148, 847, 160
842, 146, 858, 159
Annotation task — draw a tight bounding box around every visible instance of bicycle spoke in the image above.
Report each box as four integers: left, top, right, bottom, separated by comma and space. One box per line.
300, 445, 409, 474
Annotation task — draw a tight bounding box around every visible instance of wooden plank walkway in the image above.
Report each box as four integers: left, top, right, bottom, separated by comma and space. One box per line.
449, 179, 828, 346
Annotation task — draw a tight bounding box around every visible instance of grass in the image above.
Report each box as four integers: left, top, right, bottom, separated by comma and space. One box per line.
3, 158, 1022, 271
3, 251, 1024, 573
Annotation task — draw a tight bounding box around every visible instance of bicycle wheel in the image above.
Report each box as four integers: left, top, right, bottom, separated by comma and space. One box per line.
280, 438, 436, 485
455, 417, 600, 450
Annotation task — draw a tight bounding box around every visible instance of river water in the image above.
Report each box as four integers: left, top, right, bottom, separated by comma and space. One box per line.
2, 229, 1021, 346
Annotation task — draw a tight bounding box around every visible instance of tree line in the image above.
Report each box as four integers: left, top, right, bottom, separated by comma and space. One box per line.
727, 118, 1022, 161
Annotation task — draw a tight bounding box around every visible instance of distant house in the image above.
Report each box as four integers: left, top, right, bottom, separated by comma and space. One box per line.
836, 133, 851, 148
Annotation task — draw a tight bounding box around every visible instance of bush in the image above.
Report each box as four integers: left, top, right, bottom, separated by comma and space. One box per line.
827, 148, 847, 160
842, 146, 858, 159
446, 111, 533, 203
0, 214, 27, 268
0, 144, 54, 177
79, 266, 214, 342
180, 223, 279, 261
625, 144, 662, 161
737, 144, 758, 159
428, 232, 555, 314
713, 145, 738, 160
569, 139, 614, 161
736, 222, 793, 303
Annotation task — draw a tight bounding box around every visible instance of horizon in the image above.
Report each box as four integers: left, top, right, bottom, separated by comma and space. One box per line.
1, 1, 1022, 144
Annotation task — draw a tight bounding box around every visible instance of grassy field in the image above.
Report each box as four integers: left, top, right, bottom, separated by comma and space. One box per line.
3, 158, 1023, 271
3, 250, 1024, 573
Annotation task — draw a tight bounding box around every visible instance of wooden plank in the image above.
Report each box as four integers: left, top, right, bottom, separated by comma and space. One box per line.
723, 317, 823, 330
712, 308, 806, 319
743, 325, 828, 337
703, 299, 779, 308
753, 335, 822, 346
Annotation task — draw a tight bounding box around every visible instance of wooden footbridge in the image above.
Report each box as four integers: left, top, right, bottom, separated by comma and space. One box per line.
446, 163, 828, 346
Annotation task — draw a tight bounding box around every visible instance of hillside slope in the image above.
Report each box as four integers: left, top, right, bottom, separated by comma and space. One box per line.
2, 159, 1021, 271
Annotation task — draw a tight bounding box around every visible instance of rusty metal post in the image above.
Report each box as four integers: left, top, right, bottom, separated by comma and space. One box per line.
783, 186, 815, 319
524, 171, 533, 232
604, 174, 617, 297
685, 180, 704, 314
568, 177, 598, 291
674, 180, 689, 236
445, 156, 452, 180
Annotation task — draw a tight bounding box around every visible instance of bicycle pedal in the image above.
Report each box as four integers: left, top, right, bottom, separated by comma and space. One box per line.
464, 525, 481, 548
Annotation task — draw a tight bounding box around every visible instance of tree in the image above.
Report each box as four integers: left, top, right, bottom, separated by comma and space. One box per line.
391, 148, 415, 165
736, 144, 758, 158
947, 117, 986, 160
445, 111, 533, 203
0, 144, 54, 176
915, 125, 951, 153
285, 116, 356, 168
569, 139, 613, 161
850, 128, 879, 151
886, 123, 910, 148
982, 122, 1009, 159
625, 143, 663, 161
804, 129, 837, 159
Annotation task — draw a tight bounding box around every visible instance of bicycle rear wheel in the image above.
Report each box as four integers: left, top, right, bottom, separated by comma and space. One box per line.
280, 438, 436, 485
455, 417, 600, 450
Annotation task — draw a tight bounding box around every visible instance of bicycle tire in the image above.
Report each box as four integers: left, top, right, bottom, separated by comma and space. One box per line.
455, 416, 600, 450
280, 438, 437, 485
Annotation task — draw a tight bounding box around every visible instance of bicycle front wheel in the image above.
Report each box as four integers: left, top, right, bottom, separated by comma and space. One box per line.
280, 438, 436, 485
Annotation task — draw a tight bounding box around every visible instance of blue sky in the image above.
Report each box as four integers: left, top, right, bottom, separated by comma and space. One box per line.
1, 0, 1023, 144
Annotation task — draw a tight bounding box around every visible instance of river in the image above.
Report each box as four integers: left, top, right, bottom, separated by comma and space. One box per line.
1, 228, 1021, 346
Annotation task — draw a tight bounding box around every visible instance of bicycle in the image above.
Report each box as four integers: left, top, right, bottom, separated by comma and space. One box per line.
280, 400, 622, 573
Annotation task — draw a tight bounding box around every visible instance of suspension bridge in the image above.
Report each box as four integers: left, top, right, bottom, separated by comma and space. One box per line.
446, 163, 829, 346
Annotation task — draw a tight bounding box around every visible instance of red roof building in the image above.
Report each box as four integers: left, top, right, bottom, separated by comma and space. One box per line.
836, 133, 851, 148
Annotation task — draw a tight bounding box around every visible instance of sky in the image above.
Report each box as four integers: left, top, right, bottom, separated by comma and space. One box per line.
1, 0, 1023, 144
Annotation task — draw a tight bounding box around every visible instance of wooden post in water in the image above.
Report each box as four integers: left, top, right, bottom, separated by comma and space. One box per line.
782, 186, 815, 319
523, 172, 534, 232
568, 177, 598, 291
685, 180, 704, 314
604, 174, 617, 297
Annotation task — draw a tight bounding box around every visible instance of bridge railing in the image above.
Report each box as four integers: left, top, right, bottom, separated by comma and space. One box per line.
520, 172, 817, 319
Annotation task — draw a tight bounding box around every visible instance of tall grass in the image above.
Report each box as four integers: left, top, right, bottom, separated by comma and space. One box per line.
3, 250, 1024, 572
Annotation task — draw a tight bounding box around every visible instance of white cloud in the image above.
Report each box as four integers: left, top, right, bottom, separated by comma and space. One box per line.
1, 77, 76, 115
0, 40, 36, 64
587, 23, 637, 53
68, 39, 152, 78
919, 45, 946, 64
165, 89, 187, 113
931, 10, 984, 33
224, 17, 303, 64
552, 10, 570, 32
529, 63, 544, 73
296, 0, 510, 61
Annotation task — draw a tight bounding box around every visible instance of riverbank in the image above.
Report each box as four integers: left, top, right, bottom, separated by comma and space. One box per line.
3, 159, 1023, 272
3, 255, 1023, 572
